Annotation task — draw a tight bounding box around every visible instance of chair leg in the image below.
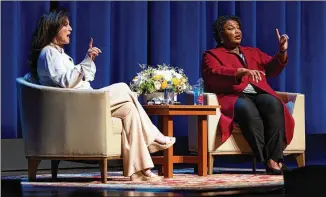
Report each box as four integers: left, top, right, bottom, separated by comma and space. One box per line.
51, 160, 61, 180
295, 152, 305, 167
28, 159, 41, 181
208, 153, 214, 175
158, 166, 164, 176
194, 165, 198, 174
99, 158, 108, 183
252, 155, 257, 174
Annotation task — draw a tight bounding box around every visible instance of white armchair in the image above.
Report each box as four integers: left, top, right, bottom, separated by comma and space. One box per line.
16, 77, 124, 183
186, 91, 305, 174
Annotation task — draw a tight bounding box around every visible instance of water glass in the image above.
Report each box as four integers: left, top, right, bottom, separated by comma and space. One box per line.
164, 81, 174, 104
193, 85, 204, 105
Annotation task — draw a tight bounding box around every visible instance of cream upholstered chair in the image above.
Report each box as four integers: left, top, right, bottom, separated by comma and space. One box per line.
16, 76, 125, 183
186, 91, 305, 174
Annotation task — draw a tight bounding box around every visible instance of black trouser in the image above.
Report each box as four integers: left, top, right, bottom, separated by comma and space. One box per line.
234, 92, 285, 163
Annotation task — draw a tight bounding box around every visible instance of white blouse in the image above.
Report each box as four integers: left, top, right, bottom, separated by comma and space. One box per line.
37, 45, 96, 89
239, 53, 257, 94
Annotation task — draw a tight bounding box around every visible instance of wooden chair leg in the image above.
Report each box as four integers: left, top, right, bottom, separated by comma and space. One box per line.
51, 160, 61, 180
295, 152, 305, 167
28, 159, 41, 181
208, 153, 214, 175
158, 165, 164, 176
194, 165, 198, 174
252, 156, 257, 174
99, 159, 108, 183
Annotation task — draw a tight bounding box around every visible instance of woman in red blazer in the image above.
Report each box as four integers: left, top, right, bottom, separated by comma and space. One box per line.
202, 16, 294, 175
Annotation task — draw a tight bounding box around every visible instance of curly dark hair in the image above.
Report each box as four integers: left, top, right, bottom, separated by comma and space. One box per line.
28, 10, 69, 79
212, 15, 241, 46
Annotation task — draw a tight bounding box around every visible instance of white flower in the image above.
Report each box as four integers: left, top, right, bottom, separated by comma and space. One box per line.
154, 70, 163, 76
133, 74, 145, 86
174, 73, 182, 79
132, 76, 139, 83
154, 81, 161, 90
182, 83, 187, 90
162, 70, 172, 81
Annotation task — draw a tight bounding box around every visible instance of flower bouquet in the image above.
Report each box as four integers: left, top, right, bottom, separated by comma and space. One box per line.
129, 63, 191, 103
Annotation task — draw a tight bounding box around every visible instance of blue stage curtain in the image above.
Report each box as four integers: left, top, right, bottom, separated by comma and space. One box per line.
2, 1, 326, 138
1, 1, 50, 138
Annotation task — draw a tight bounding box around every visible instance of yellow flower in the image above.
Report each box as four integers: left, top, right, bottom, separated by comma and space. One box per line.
161, 80, 167, 89
172, 78, 180, 86
153, 75, 162, 80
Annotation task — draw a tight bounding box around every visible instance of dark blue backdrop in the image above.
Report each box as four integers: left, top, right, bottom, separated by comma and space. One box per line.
2, 1, 326, 139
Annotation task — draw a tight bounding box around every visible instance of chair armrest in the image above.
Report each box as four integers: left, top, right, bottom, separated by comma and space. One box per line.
276, 92, 305, 149
276, 91, 303, 103
17, 82, 113, 157
276, 92, 305, 137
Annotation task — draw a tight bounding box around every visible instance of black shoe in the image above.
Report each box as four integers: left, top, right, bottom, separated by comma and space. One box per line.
266, 166, 283, 175
265, 162, 282, 175
280, 163, 290, 172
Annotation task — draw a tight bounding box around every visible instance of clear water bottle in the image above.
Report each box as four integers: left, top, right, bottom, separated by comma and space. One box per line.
164, 81, 174, 104
193, 78, 204, 105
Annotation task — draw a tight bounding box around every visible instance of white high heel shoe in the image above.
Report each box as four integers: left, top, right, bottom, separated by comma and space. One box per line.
148, 136, 176, 153
130, 171, 162, 181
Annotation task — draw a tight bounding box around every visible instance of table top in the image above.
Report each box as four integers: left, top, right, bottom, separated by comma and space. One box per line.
142, 104, 220, 116
142, 105, 221, 109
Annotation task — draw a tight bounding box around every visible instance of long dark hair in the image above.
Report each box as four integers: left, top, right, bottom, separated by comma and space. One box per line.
28, 10, 69, 79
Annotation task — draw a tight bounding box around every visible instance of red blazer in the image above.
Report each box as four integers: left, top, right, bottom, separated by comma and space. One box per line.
201, 46, 295, 145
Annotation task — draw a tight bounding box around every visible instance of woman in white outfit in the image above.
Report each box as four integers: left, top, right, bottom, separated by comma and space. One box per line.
28, 10, 176, 181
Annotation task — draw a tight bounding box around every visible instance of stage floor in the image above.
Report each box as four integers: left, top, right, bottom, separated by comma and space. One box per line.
2, 134, 325, 196
2, 167, 286, 197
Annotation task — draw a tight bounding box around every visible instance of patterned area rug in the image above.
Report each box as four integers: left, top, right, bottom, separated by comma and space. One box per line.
2, 168, 284, 191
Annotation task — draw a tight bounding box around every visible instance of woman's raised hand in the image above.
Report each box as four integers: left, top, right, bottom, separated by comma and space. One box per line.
87, 38, 102, 61
275, 28, 289, 52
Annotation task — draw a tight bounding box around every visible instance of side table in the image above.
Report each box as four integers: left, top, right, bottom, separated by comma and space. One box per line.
143, 105, 220, 178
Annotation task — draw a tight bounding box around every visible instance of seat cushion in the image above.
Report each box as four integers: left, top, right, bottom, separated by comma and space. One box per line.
112, 117, 123, 134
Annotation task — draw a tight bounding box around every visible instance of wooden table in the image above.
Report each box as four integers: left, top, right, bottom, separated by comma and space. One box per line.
143, 105, 220, 178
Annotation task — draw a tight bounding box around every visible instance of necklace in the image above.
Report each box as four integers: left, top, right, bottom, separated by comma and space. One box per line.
49, 42, 64, 53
